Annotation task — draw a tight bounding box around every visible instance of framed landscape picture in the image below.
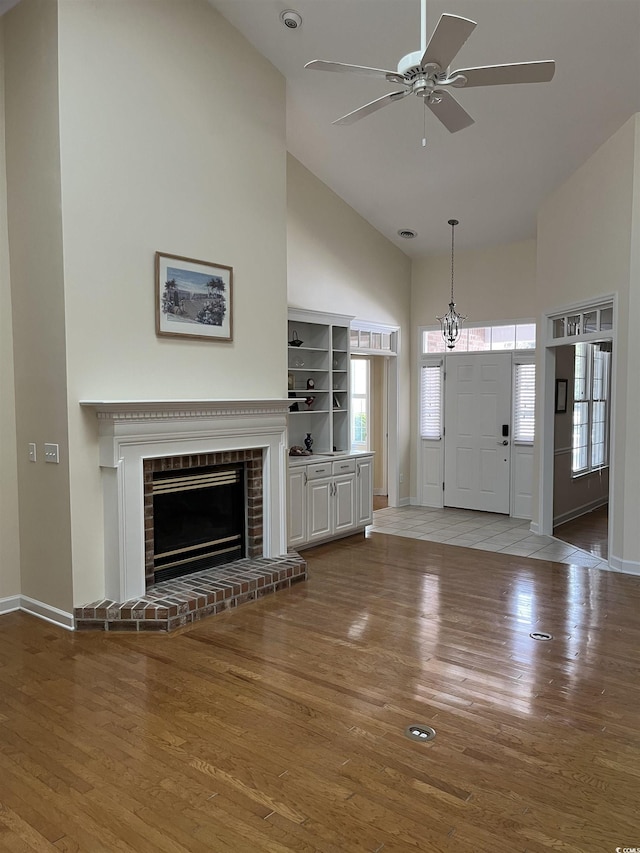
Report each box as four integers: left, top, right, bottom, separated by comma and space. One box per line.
155, 252, 233, 341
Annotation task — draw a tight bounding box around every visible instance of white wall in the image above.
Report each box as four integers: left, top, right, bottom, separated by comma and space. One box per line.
0, 18, 20, 603
536, 114, 639, 570
287, 154, 412, 500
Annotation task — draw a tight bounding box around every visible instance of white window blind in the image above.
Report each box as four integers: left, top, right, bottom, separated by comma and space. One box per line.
572, 343, 610, 475
420, 363, 443, 439
513, 362, 536, 443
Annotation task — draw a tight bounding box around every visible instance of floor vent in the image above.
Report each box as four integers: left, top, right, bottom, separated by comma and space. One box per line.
530, 631, 553, 641
405, 724, 436, 742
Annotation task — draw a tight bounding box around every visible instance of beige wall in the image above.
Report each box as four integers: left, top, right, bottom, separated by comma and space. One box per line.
4, 0, 74, 611
411, 239, 537, 329
536, 114, 639, 568
287, 154, 412, 499
55, 0, 288, 605
0, 19, 20, 601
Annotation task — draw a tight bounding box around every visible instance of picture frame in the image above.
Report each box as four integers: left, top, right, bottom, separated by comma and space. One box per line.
555, 378, 568, 413
156, 252, 233, 341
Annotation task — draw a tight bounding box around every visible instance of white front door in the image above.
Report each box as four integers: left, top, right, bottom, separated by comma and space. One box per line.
444, 353, 512, 513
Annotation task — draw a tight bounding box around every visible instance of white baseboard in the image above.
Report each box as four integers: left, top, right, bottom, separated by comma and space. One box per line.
0, 595, 21, 615
19, 596, 75, 630
608, 555, 640, 576
373, 488, 387, 496
553, 497, 608, 528
398, 497, 411, 507
529, 521, 541, 535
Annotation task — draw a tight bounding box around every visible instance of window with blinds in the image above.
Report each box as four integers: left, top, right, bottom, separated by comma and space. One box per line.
513, 362, 536, 443
420, 362, 443, 440
572, 343, 610, 475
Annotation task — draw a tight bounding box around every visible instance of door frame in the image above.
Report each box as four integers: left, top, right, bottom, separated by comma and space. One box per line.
536, 296, 617, 567
416, 325, 537, 517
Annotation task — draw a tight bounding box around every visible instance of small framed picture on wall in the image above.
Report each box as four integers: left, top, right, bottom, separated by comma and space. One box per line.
555, 378, 568, 413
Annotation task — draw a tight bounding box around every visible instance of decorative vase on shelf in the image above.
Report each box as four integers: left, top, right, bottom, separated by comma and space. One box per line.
304, 433, 313, 453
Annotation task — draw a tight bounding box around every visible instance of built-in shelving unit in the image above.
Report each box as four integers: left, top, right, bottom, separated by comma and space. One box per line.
287, 308, 353, 455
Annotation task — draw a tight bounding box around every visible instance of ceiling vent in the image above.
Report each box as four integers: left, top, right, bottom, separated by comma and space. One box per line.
398, 229, 417, 239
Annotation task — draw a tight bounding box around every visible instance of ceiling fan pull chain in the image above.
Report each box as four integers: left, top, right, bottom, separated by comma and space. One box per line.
422, 99, 427, 147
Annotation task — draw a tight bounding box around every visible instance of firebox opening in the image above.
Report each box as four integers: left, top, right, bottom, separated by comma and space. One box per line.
152, 463, 245, 583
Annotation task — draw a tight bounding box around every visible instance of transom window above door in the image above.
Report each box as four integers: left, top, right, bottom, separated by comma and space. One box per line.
422, 322, 536, 354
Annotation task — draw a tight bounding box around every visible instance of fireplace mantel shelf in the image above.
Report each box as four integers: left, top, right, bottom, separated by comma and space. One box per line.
81, 399, 289, 421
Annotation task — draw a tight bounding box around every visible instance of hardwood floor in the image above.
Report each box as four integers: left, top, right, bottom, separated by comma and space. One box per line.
372, 495, 388, 511
1, 531, 639, 852
554, 505, 609, 559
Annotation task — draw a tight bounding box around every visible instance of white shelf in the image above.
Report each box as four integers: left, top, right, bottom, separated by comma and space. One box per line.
288, 308, 353, 455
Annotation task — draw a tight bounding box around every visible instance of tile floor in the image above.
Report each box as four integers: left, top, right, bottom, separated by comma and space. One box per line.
370, 505, 611, 571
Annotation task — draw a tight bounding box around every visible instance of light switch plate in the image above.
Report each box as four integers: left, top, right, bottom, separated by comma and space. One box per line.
28, 443, 37, 462
44, 443, 60, 464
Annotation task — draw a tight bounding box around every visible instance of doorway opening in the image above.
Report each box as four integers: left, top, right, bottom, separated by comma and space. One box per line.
550, 341, 611, 559
350, 354, 389, 508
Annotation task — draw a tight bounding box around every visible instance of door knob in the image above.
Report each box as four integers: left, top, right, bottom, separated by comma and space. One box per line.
498, 440, 509, 446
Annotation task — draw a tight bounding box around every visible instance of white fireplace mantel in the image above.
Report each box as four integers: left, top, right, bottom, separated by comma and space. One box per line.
81, 399, 290, 601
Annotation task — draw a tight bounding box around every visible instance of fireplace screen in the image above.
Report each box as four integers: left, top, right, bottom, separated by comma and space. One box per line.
152, 463, 245, 582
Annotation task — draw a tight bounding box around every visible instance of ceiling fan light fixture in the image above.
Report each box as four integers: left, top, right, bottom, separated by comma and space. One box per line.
436, 219, 466, 349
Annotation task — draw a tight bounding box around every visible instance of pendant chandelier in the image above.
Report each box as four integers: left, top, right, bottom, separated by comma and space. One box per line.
436, 218, 466, 350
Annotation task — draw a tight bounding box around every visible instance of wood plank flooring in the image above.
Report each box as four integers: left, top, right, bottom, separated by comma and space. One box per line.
554, 505, 608, 559
1, 531, 639, 852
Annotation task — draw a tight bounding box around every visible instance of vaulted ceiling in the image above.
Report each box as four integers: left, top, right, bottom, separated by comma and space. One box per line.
210, 0, 640, 256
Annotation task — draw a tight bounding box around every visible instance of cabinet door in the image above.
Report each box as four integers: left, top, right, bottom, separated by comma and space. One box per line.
287, 468, 307, 547
333, 474, 356, 534
307, 478, 333, 542
356, 457, 374, 526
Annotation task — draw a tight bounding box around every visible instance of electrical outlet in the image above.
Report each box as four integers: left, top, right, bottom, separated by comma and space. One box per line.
44, 443, 60, 464
28, 443, 37, 462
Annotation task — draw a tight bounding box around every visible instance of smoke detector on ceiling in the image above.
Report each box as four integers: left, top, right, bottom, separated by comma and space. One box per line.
280, 9, 302, 29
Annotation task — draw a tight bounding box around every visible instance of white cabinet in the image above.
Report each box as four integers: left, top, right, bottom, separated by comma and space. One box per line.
287, 466, 307, 548
356, 456, 374, 527
332, 459, 357, 535
306, 461, 333, 543
287, 454, 373, 549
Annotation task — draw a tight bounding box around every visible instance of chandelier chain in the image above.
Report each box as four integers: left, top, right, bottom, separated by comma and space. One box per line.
437, 218, 465, 350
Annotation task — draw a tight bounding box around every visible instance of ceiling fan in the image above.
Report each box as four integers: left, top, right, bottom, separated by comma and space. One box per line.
305, 0, 555, 132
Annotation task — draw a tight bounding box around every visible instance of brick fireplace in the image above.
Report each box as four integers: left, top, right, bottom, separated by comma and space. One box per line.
143, 449, 263, 586
76, 400, 305, 630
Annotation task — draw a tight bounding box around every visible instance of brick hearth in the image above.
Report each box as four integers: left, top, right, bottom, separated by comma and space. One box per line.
74, 553, 306, 632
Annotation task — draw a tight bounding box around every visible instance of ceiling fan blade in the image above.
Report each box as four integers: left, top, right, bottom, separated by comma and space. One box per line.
333, 90, 410, 126
450, 60, 556, 88
305, 59, 402, 82
421, 14, 476, 70
426, 90, 474, 133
